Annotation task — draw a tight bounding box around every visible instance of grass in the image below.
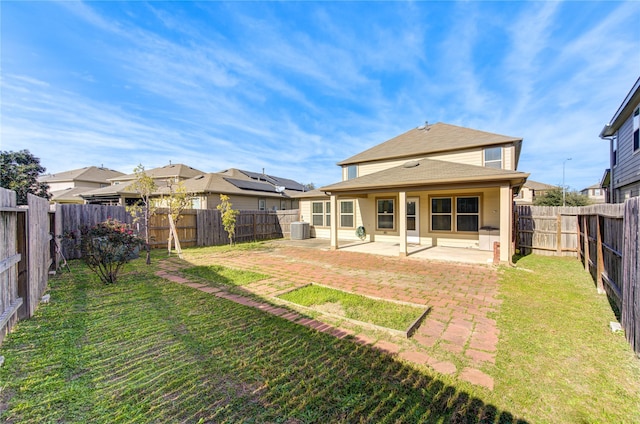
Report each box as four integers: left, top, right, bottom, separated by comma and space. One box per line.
493, 255, 640, 423
279, 284, 424, 332
1, 246, 639, 423
182, 265, 269, 287
0, 253, 509, 423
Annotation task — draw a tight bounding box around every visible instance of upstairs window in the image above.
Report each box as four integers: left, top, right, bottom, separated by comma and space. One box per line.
613, 137, 618, 166
346, 165, 358, 180
484, 147, 502, 168
633, 107, 639, 152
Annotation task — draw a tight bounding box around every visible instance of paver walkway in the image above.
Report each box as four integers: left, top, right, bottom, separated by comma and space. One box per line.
156, 244, 501, 390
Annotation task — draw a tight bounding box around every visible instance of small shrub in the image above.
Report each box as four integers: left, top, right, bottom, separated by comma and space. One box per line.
80, 218, 144, 284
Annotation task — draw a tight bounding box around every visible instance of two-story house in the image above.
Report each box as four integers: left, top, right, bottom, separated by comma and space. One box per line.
81, 163, 204, 205
580, 183, 606, 204
298, 122, 529, 263
514, 180, 557, 205
600, 76, 640, 203
38, 166, 125, 204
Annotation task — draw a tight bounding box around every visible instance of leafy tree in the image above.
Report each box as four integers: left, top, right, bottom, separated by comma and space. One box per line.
533, 187, 591, 206
126, 164, 157, 264
217, 194, 239, 245
162, 179, 191, 257
0, 149, 50, 204
303, 182, 316, 191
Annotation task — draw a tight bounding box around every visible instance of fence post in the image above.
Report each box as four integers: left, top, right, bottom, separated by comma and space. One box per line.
596, 215, 605, 294
583, 214, 589, 272
556, 213, 562, 255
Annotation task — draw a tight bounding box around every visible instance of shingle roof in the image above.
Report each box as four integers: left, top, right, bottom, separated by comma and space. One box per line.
49, 187, 94, 202
337, 122, 522, 166
174, 173, 290, 199
523, 180, 557, 190
112, 164, 204, 182
39, 166, 124, 183
80, 182, 138, 198
320, 158, 529, 193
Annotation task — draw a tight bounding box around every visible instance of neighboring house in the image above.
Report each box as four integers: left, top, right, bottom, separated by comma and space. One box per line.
298, 122, 529, 263
38, 166, 125, 204
600, 76, 640, 203
580, 183, 606, 204
514, 180, 557, 205
176, 168, 304, 210
81, 163, 204, 205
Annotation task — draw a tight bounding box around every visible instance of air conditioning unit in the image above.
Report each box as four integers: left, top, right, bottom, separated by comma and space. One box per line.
290, 222, 310, 240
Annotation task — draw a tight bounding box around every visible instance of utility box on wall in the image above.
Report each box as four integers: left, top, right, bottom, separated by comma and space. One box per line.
290, 222, 310, 240
479, 226, 500, 251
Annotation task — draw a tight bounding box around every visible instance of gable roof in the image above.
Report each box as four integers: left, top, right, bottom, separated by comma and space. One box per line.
219, 168, 305, 191
49, 187, 96, 202
600, 76, 640, 137
523, 180, 557, 190
112, 163, 204, 182
337, 122, 522, 166
39, 166, 124, 183
176, 173, 292, 199
321, 158, 528, 193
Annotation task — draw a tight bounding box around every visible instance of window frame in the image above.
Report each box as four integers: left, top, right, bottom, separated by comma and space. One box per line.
376, 198, 396, 231
346, 165, 358, 180
258, 198, 266, 211
311, 201, 325, 227
484, 147, 503, 169
339, 200, 355, 228
429, 195, 481, 233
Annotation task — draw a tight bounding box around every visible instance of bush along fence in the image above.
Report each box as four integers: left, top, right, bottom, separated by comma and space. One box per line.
55, 204, 299, 259
515, 200, 640, 356
0, 188, 52, 345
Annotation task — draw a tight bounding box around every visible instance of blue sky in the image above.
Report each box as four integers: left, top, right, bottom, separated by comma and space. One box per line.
1, 1, 639, 191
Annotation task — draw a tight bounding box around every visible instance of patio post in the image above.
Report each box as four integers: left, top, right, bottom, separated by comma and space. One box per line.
399, 191, 407, 257
499, 184, 511, 262
330, 194, 338, 250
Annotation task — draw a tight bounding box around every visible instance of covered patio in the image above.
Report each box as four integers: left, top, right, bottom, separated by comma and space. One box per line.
270, 238, 495, 264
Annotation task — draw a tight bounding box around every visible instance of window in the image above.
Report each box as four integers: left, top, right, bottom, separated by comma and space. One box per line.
377, 198, 395, 230
431, 198, 452, 231
312, 202, 324, 226
346, 165, 358, 180
613, 137, 618, 166
340, 200, 354, 228
456, 197, 479, 232
325, 201, 331, 227
431, 196, 480, 232
311, 201, 331, 227
258, 199, 266, 211
190, 197, 201, 209
484, 147, 502, 168
280, 200, 287, 210
633, 107, 639, 152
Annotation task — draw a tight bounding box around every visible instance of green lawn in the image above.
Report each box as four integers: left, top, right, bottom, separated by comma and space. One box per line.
0, 248, 638, 423
279, 284, 425, 332
182, 264, 269, 286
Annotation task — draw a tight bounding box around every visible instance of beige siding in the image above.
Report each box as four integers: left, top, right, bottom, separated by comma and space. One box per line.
356, 144, 517, 176
306, 187, 504, 250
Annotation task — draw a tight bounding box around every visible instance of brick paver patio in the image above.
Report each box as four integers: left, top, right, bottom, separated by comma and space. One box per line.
156, 243, 501, 389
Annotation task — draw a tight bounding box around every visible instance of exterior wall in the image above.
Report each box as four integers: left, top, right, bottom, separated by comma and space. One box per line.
205, 194, 298, 211
47, 181, 105, 191
613, 109, 640, 200
351, 145, 517, 178
514, 187, 534, 204
303, 187, 503, 249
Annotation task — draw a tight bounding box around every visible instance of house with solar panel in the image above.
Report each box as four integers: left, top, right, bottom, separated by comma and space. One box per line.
295, 122, 529, 263
177, 168, 305, 210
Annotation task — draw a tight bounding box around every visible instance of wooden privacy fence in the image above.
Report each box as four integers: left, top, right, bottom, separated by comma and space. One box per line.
515, 201, 640, 355
55, 204, 300, 255
0, 188, 52, 345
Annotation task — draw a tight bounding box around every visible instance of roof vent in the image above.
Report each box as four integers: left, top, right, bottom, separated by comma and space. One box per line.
403, 160, 420, 168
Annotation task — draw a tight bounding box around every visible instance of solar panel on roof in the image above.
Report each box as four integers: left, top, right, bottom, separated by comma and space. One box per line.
224, 177, 278, 193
